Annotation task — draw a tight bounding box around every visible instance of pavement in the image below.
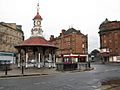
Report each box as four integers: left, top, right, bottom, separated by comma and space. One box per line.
97, 79, 120, 90
0, 67, 61, 78
0, 64, 93, 78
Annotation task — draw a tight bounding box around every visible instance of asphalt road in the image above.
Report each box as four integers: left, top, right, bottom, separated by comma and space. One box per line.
0, 63, 120, 90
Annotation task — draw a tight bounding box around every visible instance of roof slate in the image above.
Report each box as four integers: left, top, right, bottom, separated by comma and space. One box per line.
64, 28, 81, 35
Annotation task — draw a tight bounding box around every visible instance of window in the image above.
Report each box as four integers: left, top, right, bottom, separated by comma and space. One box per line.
109, 48, 112, 52
64, 37, 70, 42
115, 41, 117, 43
103, 35, 106, 38
82, 44, 85, 48
114, 32, 117, 36
109, 40, 112, 43
72, 38, 75, 42
103, 40, 106, 44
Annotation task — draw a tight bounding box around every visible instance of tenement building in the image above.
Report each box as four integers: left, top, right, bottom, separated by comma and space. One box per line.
99, 18, 120, 62
49, 28, 88, 68
0, 22, 24, 53
0, 22, 24, 64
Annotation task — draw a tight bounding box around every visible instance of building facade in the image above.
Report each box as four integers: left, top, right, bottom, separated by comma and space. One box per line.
0, 22, 24, 53
49, 28, 88, 64
99, 18, 120, 62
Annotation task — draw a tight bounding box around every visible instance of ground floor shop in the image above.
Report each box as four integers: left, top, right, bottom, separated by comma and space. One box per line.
100, 52, 120, 63
56, 54, 89, 70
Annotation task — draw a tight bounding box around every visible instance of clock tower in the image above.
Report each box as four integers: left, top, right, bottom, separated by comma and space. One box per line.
31, 3, 43, 37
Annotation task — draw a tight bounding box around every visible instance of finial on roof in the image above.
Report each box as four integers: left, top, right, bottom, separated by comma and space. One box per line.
37, 3, 40, 14
33, 2, 42, 20
71, 25, 73, 28
102, 18, 109, 24
69, 26, 70, 29
105, 18, 108, 21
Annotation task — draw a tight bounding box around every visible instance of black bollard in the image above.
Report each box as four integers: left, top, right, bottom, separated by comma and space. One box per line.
5, 65, 7, 75
22, 65, 24, 74
85, 63, 87, 70
21, 60, 24, 75
88, 61, 91, 68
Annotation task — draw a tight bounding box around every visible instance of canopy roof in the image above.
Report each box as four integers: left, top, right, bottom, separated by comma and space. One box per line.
15, 37, 57, 48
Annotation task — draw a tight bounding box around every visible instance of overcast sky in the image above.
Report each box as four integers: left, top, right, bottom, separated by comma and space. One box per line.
0, 0, 120, 53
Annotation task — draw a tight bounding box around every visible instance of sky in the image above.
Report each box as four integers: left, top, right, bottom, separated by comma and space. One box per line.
0, 0, 120, 53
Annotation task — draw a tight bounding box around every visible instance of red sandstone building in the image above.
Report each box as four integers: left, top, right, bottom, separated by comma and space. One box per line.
49, 28, 88, 64
99, 18, 120, 62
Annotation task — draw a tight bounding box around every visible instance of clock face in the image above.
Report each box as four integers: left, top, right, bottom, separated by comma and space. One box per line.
37, 21, 41, 25
34, 21, 41, 26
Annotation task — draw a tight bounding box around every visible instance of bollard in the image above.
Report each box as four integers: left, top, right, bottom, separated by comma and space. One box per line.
85, 63, 87, 70
5, 65, 7, 75
22, 65, 24, 74
88, 61, 91, 68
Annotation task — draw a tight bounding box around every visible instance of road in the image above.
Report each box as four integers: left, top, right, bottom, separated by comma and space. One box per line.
0, 63, 120, 90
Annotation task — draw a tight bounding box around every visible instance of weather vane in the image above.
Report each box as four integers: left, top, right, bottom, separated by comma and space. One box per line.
37, 2, 40, 14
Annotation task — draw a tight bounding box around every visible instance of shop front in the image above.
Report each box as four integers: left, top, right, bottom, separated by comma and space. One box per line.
56, 54, 88, 71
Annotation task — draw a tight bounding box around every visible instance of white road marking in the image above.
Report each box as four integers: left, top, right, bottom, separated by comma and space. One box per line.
111, 68, 117, 71
92, 85, 98, 88
41, 82, 46, 84
103, 68, 120, 72
95, 89, 101, 90
105, 70, 109, 72
33, 82, 46, 85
